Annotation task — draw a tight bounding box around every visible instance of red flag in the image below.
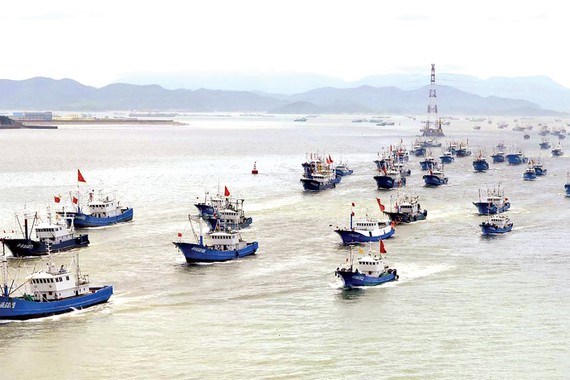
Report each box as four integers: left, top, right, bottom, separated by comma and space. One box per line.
376, 198, 385, 212
380, 240, 387, 254
177, 232, 182, 238
78, 169, 86, 183
351, 211, 355, 216
328, 155, 333, 163
390, 221, 396, 228
224, 186, 230, 197
72, 196, 78, 204
351, 202, 355, 207
54, 196, 61, 203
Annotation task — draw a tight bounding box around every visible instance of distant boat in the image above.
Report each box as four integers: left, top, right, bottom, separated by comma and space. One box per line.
523, 133, 530, 140
523, 166, 537, 181
422, 165, 448, 187
506, 150, 528, 165
251, 162, 259, 175
531, 159, 547, 176
539, 138, 551, 149
420, 154, 437, 171
2, 211, 89, 257
480, 215, 513, 235
374, 167, 406, 190
294, 117, 308, 122
439, 151, 455, 164
335, 162, 354, 176
300, 153, 341, 191
0, 245, 113, 320
334, 204, 395, 245
497, 123, 509, 129
551, 144, 564, 157
335, 242, 398, 289
381, 194, 427, 224
491, 149, 505, 163
473, 125, 482, 130
473, 186, 510, 215
128, 111, 177, 118
455, 141, 472, 157
472, 153, 489, 172
173, 217, 258, 263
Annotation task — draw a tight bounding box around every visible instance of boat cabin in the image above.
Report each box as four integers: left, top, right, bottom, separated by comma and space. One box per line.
357, 255, 389, 276
27, 263, 89, 302
206, 231, 247, 251
35, 222, 74, 243
87, 196, 124, 218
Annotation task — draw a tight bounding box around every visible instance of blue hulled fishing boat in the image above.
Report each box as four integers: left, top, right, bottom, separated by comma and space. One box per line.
491, 149, 505, 163
439, 151, 455, 164
532, 159, 547, 176
2, 212, 89, 257
480, 215, 513, 235
523, 166, 537, 181
455, 141, 472, 157
506, 150, 528, 165
335, 162, 354, 176
551, 143, 564, 157
300, 153, 341, 191
334, 205, 395, 245
423, 165, 448, 187
335, 241, 398, 289
374, 167, 406, 190
472, 186, 510, 215
173, 218, 258, 263
0, 246, 112, 320
412, 143, 426, 157
419, 154, 437, 171
539, 138, 551, 150
472, 153, 489, 172
380, 194, 427, 224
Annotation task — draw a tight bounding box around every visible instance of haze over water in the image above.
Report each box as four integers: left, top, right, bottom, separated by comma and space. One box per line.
0, 115, 568, 379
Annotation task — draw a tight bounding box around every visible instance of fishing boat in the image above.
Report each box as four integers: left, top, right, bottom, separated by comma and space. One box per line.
551, 144, 564, 157
335, 162, 354, 176
512, 125, 525, 132
334, 205, 395, 244
294, 117, 307, 122
422, 139, 442, 148
373, 152, 392, 171
204, 197, 252, 230
523, 166, 537, 181
497, 123, 509, 129
473, 125, 482, 130
491, 149, 505, 163
455, 141, 472, 157
472, 153, 489, 172
335, 241, 398, 289
195, 188, 233, 217
539, 139, 551, 149
472, 186, 510, 215
380, 195, 427, 224
480, 215, 513, 235
419, 154, 437, 171
300, 153, 341, 191
0, 245, 113, 320
373, 167, 406, 190
523, 133, 530, 140
59, 191, 133, 228
506, 150, 528, 165
2, 211, 89, 257
422, 165, 448, 187
173, 217, 258, 263
411, 141, 426, 157
439, 151, 455, 164
531, 159, 547, 176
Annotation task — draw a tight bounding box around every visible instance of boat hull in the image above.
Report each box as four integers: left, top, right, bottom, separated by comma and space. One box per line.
336, 269, 398, 288
472, 202, 510, 215
473, 161, 489, 172
491, 154, 505, 163
334, 226, 395, 245
195, 203, 215, 216
173, 241, 259, 263
373, 175, 406, 189
506, 154, 528, 165
440, 156, 454, 164
2, 235, 90, 257
552, 150, 563, 157
0, 286, 113, 320
539, 143, 551, 149
300, 177, 341, 191
384, 210, 427, 224
523, 172, 537, 181
423, 175, 448, 187
480, 223, 513, 235
63, 208, 133, 227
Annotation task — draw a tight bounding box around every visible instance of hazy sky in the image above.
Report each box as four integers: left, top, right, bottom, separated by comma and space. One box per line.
1, 0, 568, 87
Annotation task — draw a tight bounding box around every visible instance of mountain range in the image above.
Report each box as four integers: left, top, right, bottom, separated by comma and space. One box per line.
0, 76, 563, 116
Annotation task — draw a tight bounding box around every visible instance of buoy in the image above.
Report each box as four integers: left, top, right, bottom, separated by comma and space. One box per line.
251, 162, 258, 175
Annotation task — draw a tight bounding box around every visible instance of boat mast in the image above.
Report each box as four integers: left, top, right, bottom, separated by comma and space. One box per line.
2, 243, 8, 297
